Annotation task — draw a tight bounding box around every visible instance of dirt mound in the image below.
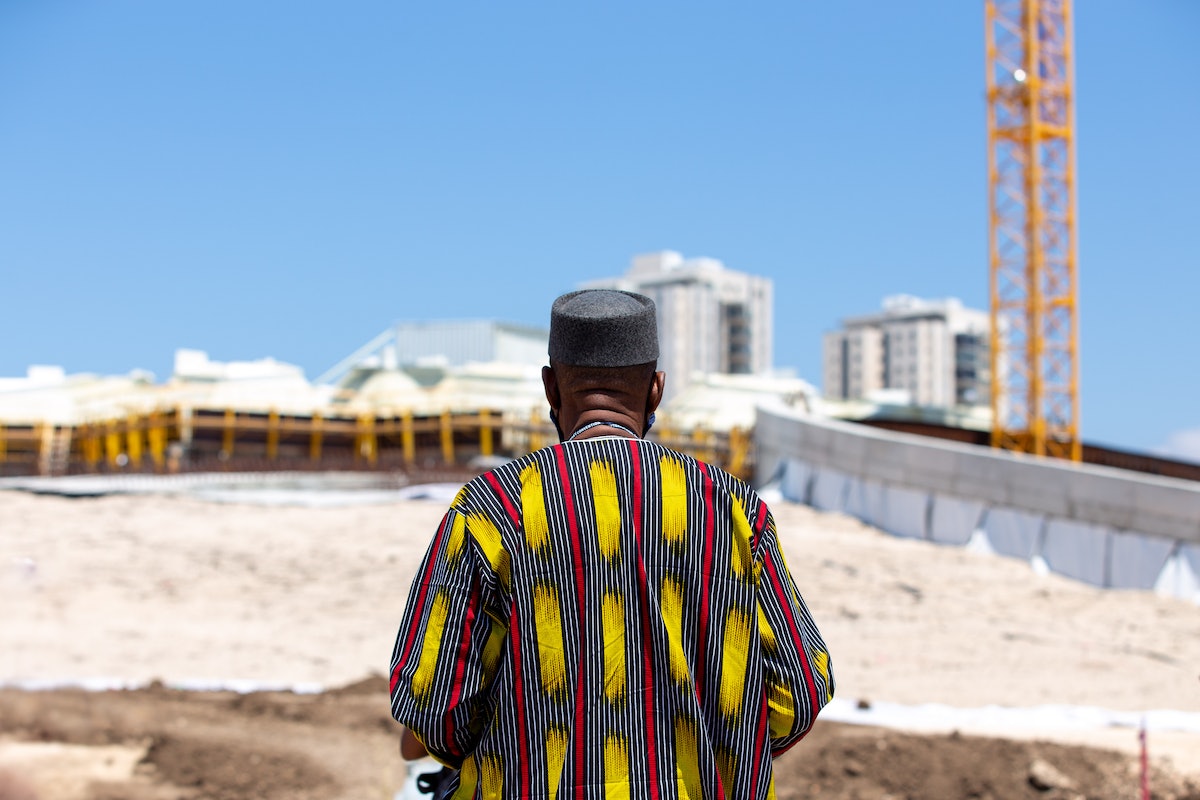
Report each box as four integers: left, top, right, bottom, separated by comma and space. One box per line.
325, 673, 389, 696
1, 682, 1197, 800
777, 723, 1200, 800
141, 734, 334, 800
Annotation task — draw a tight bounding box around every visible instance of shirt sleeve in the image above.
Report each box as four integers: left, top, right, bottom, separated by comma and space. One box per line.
753, 506, 835, 756
388, 507, 508, 768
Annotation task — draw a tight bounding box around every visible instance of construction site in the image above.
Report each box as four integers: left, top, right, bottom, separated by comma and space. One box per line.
2, 3, 1196, 487
0, 347, 765, 483
0, 0, 1198, 603
2, 3, 1200, 800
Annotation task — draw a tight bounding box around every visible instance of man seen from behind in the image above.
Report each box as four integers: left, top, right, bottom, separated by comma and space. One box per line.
389, 289, 834, 799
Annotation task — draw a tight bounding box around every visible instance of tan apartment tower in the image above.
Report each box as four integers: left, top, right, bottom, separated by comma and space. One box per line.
823, 295, 990, 408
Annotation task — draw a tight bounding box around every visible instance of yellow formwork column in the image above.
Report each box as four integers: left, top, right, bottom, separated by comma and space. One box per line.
310, 412, 323, 463
528, 408, 544, 454
126, 414, 143, 467
440, 410, 455, 465
691, 425, 713, 465
655, 420, 673, 452
727, 427, 749, 479
266, 410, 280, 461
401, 411, 415, 465
222, 409, 236, 457
105, 420, 122, 468
78, 424, 96, 469
479, 409, 493, 457
356, 414, 377, 466
147, 412, 166, 470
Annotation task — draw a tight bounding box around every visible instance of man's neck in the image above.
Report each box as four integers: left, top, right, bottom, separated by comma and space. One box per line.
566, 419, 641, 441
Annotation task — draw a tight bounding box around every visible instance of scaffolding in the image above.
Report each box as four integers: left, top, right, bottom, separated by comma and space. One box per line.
0, 407, 754, 482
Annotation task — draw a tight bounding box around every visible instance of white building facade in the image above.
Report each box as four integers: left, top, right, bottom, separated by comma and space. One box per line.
585, 251, 773, 400
823, 295, 990, 408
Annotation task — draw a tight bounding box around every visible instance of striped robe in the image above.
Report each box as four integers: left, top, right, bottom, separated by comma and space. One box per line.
389, 437, 834, 800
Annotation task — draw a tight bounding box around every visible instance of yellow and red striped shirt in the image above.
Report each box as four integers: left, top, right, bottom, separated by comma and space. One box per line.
389, 437, 833, 799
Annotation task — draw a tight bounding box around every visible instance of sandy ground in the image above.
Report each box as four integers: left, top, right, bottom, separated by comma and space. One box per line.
1, 487, 1199, 797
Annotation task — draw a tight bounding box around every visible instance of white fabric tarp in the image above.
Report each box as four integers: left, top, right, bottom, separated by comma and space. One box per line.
810, 466, 851, 513
1156, 544, 1200, 603
930, 495, 985, 546
780, 459, 813, 505
844, 477, 887, 529
1040, 519, 1112, 587
878, 485, 930, 540
1182, 542, 1200, 578
982, 508, 1045, 561
1109, 531, 1176, 591
770, 454, 1199, 605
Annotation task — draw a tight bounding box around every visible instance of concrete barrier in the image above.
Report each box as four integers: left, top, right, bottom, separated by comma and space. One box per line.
755, 408, 1200, 602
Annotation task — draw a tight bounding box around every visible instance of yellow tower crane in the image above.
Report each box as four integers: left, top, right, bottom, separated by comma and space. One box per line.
985, 0, 1081, 461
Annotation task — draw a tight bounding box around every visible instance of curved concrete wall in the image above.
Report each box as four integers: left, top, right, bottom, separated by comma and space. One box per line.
755, 408, 1200, 601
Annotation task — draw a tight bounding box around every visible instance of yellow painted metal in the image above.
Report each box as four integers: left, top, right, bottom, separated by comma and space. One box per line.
222, 409, 236, 457
479, 409, 493, 457
440, 409, 455, 464
147, 412, 166, 469
126, 414, 143, 466
402, 411, 415, 465
266, 410, 280, 461
528, 409, 544, 454
654, 420, 673, 452
81, 424, 101, 467
727, 427, 748, 479
0, 408, 756, 475
691, 425, 713, 465
310, 412, 323, 462
986, 0, 1081, 461
356, 414, 378, 465
105, 421, 122, 467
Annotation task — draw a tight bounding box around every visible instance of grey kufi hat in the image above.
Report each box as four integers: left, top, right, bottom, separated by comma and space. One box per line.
549, 289, 659, 367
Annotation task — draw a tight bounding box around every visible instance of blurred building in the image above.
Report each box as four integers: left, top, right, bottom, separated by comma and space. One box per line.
823, 295, 990, 408
317, 320, 548, 388
584, 251, 773, 400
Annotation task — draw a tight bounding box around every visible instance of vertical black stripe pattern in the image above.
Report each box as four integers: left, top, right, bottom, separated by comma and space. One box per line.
389, 438, 834, 798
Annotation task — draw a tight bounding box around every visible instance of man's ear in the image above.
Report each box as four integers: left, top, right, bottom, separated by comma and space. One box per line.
646, 371, 666, 415
541, 365, 561, 410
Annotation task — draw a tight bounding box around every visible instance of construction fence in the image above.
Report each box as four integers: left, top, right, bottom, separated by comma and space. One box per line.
0, 407, 753, 482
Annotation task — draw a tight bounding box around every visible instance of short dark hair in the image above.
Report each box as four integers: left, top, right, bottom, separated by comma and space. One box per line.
551, 360, 657, 395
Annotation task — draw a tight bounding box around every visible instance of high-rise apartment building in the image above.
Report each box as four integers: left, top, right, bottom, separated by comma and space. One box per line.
823, 295, 990, 408
584, 251, 773, 400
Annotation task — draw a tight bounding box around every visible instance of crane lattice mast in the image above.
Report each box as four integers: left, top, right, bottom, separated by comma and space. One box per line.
985, 0, 1081, 460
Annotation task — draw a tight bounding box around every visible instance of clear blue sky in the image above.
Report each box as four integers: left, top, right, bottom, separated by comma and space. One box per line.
1, 2, 1196, 457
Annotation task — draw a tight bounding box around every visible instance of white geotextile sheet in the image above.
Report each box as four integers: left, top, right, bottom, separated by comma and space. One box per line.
1041, 519, 1112, 587
877, 485, 929, 540
810, 466, 850, 513
929, 495, 985, 546
1156, 544, 1200, 603
982, 507, 1045, 561
780, 459, 813, 505
844, 477, 886, 529
1109, 531, 1177, 590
